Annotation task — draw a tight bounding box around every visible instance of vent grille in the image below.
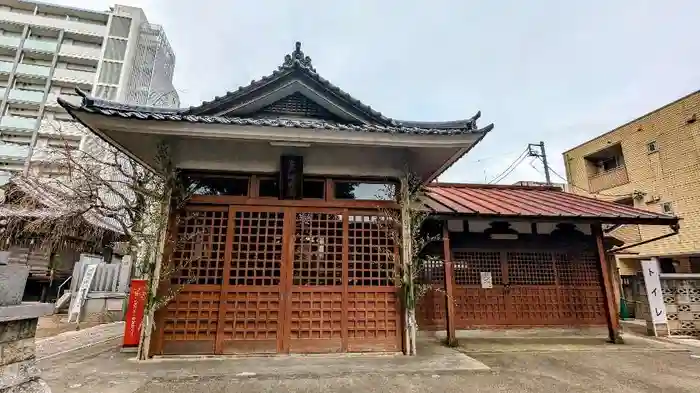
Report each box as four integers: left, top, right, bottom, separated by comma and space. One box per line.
257, 92, 341, 121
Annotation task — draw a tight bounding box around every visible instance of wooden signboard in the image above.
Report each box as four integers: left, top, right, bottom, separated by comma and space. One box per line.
280, 155, 303, 199
67, 264, 97, 323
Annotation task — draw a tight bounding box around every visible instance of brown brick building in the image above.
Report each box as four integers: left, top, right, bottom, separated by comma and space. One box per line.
563, 90, 700, 277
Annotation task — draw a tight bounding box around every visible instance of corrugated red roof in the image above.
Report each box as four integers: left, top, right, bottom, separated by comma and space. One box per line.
423, 183, 678, 225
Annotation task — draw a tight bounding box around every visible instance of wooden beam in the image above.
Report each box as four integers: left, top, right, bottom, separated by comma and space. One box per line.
592, 224, 623, 344
442, 224, 457, 344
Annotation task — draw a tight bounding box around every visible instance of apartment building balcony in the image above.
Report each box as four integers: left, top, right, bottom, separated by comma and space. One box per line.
52, 68, 94, 85
59, 43, 101, 61
0, 115, 37, 131
0, 143, 29, 160
45, 93, 81, 108
0, 10, 106, 38
0, 36, 20, 49
15, 63, 51, 78
6, 88, 44, 104
23, 38, 58, 53
588, 165, 629, 193
0, 61, 13, 74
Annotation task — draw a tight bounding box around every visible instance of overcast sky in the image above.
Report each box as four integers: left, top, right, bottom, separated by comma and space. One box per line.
55, 0, 700, 184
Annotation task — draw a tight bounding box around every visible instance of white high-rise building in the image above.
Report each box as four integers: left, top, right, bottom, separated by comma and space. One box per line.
0, 1, 178, 176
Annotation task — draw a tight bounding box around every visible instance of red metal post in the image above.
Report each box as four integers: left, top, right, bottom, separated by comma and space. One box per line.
442, 224, 457, 344
593, 224, 623, 344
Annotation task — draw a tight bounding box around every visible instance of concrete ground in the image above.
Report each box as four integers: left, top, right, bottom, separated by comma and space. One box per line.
38, 332, 700, 393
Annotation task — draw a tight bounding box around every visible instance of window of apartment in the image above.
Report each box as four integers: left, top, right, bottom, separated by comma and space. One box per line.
0, 30, 21, 38
584, 143, 625, 176
599, 156, 622, 172
661, 202, 673, 214
14, 82, 44, 91
66, 39, 101, 49
614, 197, 634, 207
66, 62, 96, 72
690, 257, 700, 274
37, 12, 65, 20
647, 141, 658, 153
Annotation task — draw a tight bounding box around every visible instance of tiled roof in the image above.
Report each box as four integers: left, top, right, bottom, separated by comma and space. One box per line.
58, 92, 495, 136
188, 42, 489, 130
422, 183, 678, 225
185, 42, 393, 123
58, 42, 495, 135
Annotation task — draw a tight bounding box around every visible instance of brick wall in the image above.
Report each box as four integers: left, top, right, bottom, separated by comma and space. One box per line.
564, 90, 700, 257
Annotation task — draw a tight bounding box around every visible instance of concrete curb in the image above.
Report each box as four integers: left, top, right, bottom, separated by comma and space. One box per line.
149, 367, 495, 382
37, 335, 122, 361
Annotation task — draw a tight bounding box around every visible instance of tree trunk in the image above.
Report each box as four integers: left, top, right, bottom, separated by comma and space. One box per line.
409, 308, 418, 355
404, 309, 411, 355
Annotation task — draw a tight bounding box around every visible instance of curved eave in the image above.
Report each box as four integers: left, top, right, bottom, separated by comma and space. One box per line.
393, 111, 483, 130
57, 97, 495, 141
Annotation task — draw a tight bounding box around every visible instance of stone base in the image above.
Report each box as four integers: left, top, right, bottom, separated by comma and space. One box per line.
1, 312, 54, 393
646, 321, 670, 337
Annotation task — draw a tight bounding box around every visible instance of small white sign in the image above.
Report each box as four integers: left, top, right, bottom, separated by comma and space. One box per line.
641, 259, 667, 324
68, 264, 98, 323
480, 272, 493, 289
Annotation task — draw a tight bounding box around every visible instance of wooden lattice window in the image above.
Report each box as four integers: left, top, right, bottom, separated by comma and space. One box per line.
453, 251, 503, 286
507, 251, 556, 285
171, 209, 227, 285
293, 212, 343, 285
230, 210, 283, 286
419, 259, 445, 284
347, 214, 394, 286
556, 251, 600, 287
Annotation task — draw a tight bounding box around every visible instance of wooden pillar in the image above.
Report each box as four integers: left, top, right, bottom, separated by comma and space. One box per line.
592, 224, 623, 344
442, 224, 457, 344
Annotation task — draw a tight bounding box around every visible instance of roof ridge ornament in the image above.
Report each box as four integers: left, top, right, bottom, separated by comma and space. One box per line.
280, 41, 316, 73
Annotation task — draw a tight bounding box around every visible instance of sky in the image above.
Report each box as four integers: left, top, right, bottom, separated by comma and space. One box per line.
53, 0, 700, 184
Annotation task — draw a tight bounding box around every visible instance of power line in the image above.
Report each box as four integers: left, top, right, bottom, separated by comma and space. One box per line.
488, 149, 529, 184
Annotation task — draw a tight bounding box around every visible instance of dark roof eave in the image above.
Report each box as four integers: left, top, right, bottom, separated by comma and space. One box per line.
57, 96, 496, 136
428, 211, 679, 226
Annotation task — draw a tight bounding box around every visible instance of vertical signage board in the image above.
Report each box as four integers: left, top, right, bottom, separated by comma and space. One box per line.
641, 258, 668, 335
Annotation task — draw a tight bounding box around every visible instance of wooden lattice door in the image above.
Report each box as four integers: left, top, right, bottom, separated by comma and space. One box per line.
154, 205, 402, 356
285, 209, 345, 353
219, 206, 286, 354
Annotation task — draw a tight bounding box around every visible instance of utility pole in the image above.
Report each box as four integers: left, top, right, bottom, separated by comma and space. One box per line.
528, 141, 552, 185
